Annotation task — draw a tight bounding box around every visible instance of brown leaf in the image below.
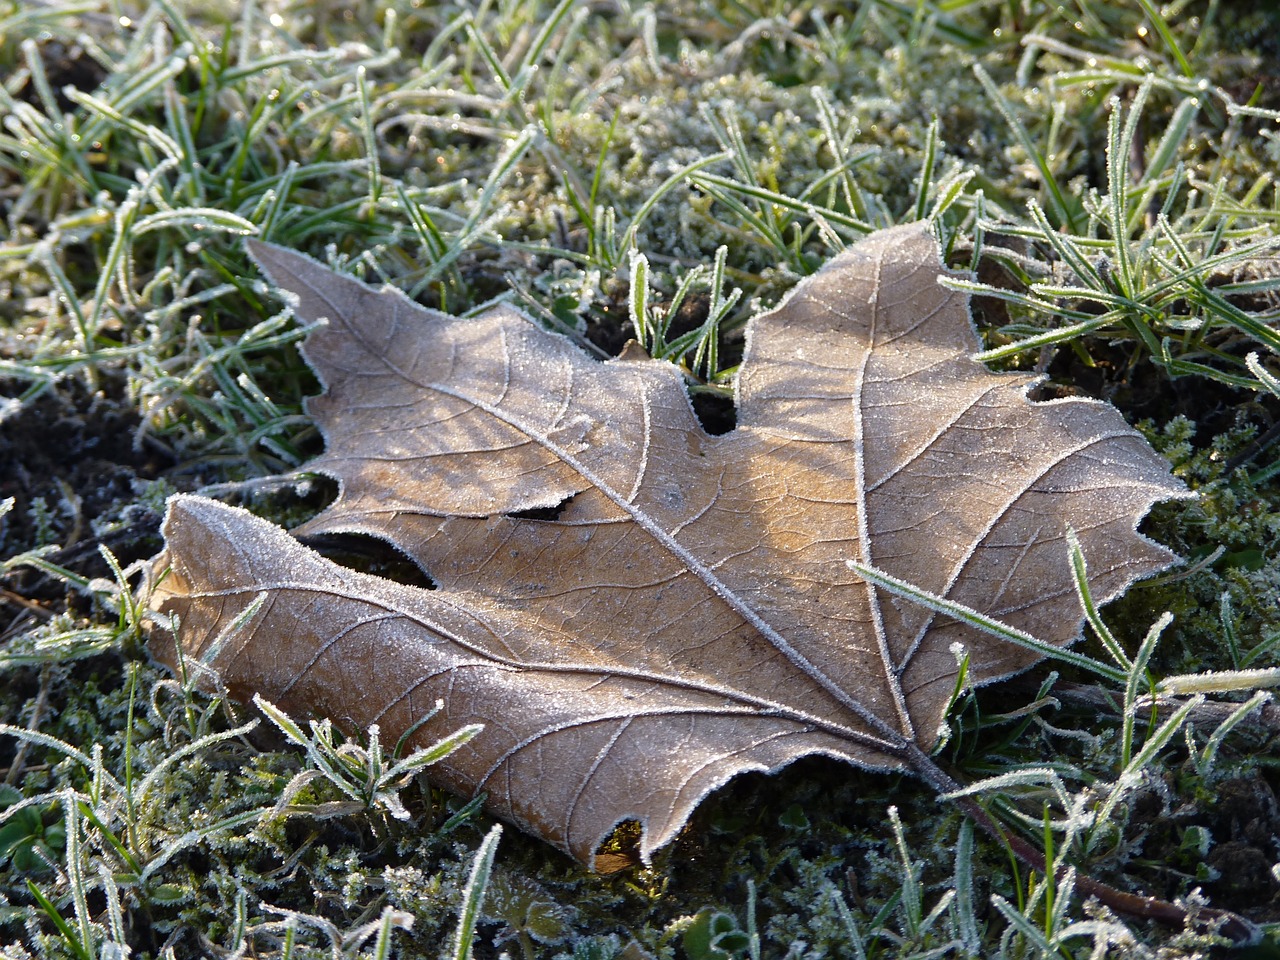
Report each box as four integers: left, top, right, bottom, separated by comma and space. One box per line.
148, 224, 1187, 867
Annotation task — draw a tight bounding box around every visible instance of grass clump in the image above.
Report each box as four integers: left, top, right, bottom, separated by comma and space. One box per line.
3, 0, 1280, 957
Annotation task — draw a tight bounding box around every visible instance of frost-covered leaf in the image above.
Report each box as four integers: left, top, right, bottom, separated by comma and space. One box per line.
148, 224, 1186, 866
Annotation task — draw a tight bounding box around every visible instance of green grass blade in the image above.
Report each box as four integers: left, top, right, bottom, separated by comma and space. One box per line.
974, 66, 1078, 232
450, 824, 502, 960
1134, 0, 1195, 77
847, 560, 1125, 683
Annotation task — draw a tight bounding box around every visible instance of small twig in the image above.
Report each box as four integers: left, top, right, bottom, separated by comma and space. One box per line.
1137, 545, 1225, 589
194, 474, 315, 499
951, 790, 1260, 945
1222, 418, 1280, 474
5, 665, 53, 786
0, 588, 56, 621
905, 744, 1261, 946
1049, 681, 1280, 735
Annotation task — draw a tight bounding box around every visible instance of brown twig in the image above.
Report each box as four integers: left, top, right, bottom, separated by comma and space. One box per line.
1049, 681, 1280, 735
904, 744, 1262, 946
4, 665, 53, 787
952, 791, 1261, 944
0, 587, 56, 621
1222, 418, 1280, 474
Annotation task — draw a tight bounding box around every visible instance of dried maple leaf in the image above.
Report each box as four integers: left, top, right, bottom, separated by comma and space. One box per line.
150, 224, 1187, 867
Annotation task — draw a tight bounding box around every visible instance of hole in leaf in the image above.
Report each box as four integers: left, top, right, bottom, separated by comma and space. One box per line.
593, 819, 643, 874
691, 389, 737, 435
506, 495, 575, 522
301, 532, 438, 590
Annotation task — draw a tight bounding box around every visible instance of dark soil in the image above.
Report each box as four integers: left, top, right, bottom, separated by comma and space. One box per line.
1201, 775, 1280, 920
0, 377, 171, 596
